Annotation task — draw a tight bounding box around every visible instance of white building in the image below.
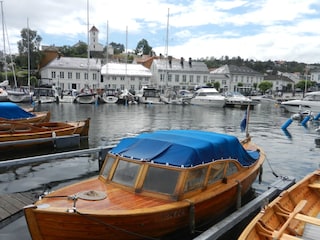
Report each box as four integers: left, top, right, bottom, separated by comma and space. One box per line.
150, 57, 210, 90
39, 57, 101, 91
100, 63, 152, 92
210, 64, 264, 94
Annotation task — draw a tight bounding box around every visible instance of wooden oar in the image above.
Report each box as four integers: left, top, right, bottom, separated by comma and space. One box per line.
272, 200, 307, 240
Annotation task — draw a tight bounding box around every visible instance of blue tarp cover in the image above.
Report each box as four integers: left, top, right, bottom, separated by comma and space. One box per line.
110, 130, 260, 167
0, 102, 35, 119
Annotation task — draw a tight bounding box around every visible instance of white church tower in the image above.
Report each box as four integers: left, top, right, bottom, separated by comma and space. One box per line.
89, 26, 104, 52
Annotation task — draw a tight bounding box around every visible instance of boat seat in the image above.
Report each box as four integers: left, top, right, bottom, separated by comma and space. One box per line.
308, 183, 320, 189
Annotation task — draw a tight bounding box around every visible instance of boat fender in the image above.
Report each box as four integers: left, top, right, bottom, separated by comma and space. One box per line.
259, 165, 263, 184
184, 199, 195, 234
281, 118, 293, 130
314, 113, 320, 120
301, 115, 311, 126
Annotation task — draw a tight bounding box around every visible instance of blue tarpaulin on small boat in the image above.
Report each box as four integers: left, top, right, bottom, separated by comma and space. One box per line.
0, 102, 35, 119
110, 130, 260, 167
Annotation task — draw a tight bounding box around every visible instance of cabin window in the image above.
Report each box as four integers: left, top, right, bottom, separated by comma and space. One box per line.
100, 156, 116, 178
225, 162, 238, 176
112, 160, 140, 187
207, 162, 225, 185
143, 166, 179, 195
184, 167, 207, 192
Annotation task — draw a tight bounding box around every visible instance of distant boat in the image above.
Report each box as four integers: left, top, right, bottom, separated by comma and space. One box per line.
238, 169, 320, 240
7, 87, 32, 103
75, 87, 97, 104
224, 91, 255, 109
100, 88, 118, 104
24, 129, 265, 240
137, 86, 164, 104
33, 85, 59, 104
281, 91, 320, 113
190, 87, 226, 107
160, 88, 192, 105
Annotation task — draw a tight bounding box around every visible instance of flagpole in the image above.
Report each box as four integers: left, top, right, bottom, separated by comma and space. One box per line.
245, 103, 250, 138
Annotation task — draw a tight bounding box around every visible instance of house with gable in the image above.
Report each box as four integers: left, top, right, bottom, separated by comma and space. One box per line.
150, 56, 210, 90
210, 64, 264, 95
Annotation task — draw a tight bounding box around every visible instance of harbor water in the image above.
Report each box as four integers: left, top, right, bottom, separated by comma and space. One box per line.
1, 101, 320, 239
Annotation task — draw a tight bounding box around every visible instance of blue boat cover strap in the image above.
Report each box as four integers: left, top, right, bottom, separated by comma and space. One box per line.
0, 102, 35, 119
110, 130, 260, 167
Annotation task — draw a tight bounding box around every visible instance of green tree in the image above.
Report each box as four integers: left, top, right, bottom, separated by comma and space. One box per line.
135, 39, 152, 56
258, 81, 273, 94
213, 81, 220, 90
110, 42, 125, 54
16, 28, 42, 70
295, 80, 312, 92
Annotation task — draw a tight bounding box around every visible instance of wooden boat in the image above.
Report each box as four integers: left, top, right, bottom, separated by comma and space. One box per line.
0, 118, 89, 143
24, 129, 265, 240
0, 102, 50, 123
238, 169, 320, 240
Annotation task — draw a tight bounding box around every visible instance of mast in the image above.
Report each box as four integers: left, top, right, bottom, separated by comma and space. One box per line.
27, 18, 30, 91
87, 0, 90, 86
105, 20, 109, 88
1, 1, 7, 81
165, 8, 169, 88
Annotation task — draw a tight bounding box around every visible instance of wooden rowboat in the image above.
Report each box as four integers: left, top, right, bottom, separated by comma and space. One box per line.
238, 169, 320, 240
0, 102, 50, 123
0, 118, 89, 149
24, 130, 264, 240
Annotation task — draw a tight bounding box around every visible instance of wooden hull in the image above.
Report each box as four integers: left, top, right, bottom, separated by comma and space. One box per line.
238, 169, 320, 240
0, 119, 88, 151
0, 111, 50, 124
24, 147, 263, 239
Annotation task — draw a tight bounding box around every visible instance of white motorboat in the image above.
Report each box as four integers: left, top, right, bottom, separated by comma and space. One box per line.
281, 91, 320, 113
138, 87, 164, 104
75, 88, 97, 104
100, 89, 118, 104
224, 91, 253, 108
33, 86, 59, 104
160, 88, 192, 105
57, 89, 78, 103
190, 87, 226, 107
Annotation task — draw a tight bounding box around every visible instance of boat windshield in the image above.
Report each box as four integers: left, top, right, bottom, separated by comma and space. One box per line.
304, 94, 320, 101
143, 166, 179, 195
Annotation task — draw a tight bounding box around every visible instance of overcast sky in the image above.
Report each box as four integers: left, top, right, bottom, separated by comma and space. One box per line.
2, 0, 320, 64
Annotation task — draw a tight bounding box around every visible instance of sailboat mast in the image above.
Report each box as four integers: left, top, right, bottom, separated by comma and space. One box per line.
27, 18, 30, 91
87, 0, 90, 86
1, 1, 7, 81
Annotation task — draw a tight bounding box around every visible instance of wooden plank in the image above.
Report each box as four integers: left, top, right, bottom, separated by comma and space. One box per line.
295, 213, 320, 226
0, 191, 38, 229
280, 233, 302, 240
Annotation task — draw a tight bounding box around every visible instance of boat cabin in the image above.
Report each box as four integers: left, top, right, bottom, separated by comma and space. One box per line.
99, 130, 260, 201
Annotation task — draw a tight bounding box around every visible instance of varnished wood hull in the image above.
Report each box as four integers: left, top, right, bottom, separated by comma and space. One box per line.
0, 119, 89, 152
238, 169, 320, 240
0, 111, 50, 123
24, 157, 263, 239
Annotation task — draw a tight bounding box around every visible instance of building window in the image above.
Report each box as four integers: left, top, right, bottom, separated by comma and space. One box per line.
120, 76, 125, 81
160, 73, 165, 82
131, 76, 135, 81
196, 76, 200, 83
85, 72, 88, 80
168, 74, 172, 82
112, 76, 116, 80
93, 73, 97, 80
68, 72, 72, 79
60, 72, 64, 79
189, 75, 194, 83
175, 75, 179, 82
182, 75, 187, 83
203, 76, 207, 82
51, 71, 56, 79
76, 72, 80, 79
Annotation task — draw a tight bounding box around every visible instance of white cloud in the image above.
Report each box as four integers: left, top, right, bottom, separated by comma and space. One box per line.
1, 0, 320, 63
